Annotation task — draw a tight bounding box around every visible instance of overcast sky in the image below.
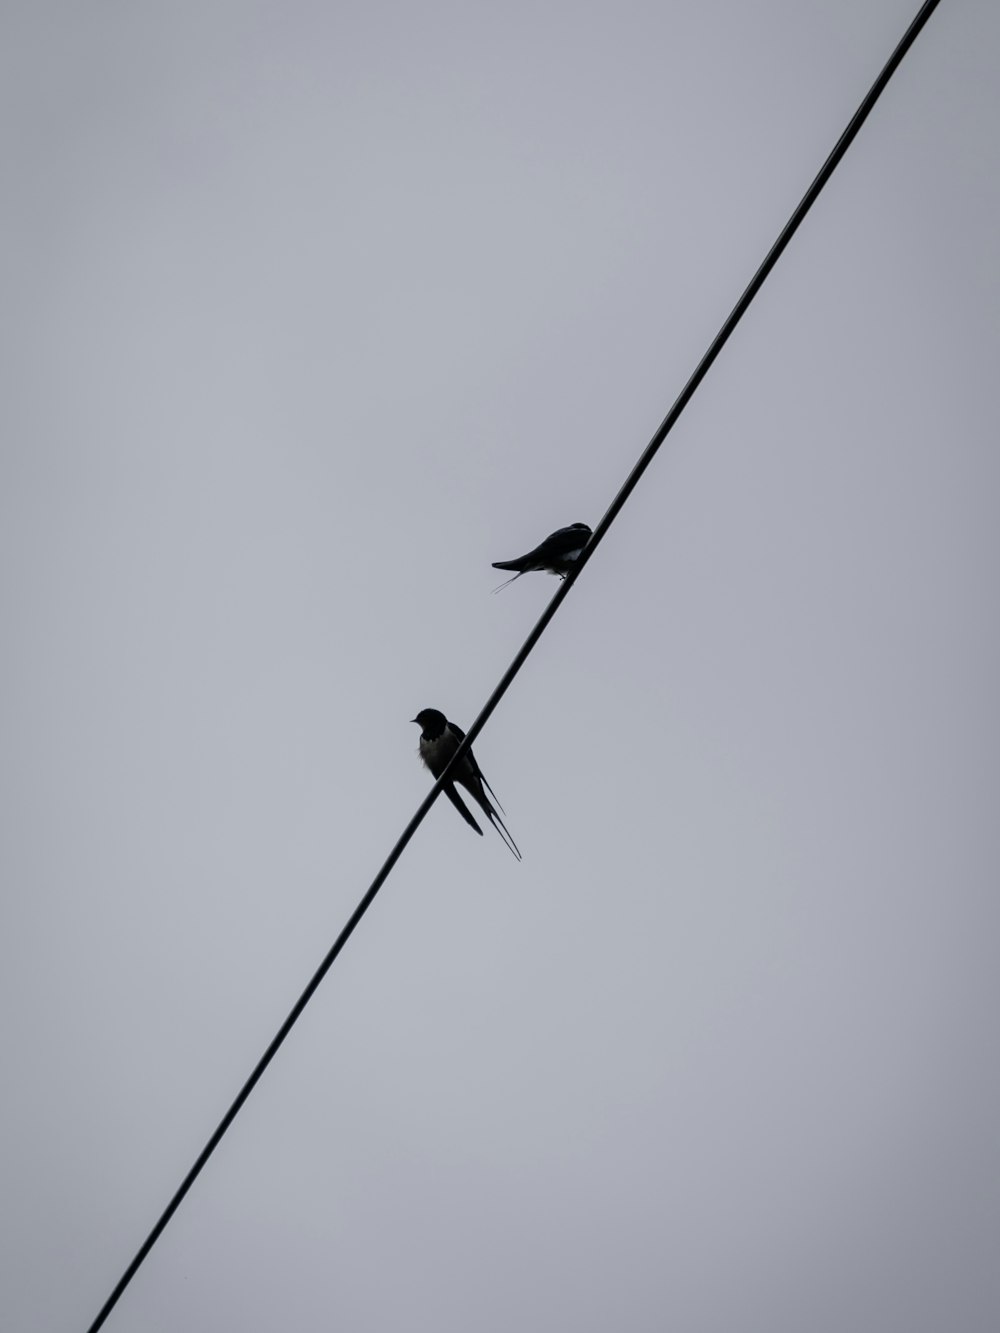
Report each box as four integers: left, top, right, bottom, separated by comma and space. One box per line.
3, 1, 999, 1330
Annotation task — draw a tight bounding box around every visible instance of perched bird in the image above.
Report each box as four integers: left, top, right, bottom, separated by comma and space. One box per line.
412, 708, 521, 861
491, 522, 592, 591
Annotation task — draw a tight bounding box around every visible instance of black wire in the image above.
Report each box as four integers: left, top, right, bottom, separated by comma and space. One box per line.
84, 2, 942, 1327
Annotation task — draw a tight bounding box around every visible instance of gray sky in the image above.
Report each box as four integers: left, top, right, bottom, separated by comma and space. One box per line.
3, 1, 999, 1329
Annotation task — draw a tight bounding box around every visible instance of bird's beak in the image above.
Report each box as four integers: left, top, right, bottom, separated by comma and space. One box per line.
410, 717, 419, 724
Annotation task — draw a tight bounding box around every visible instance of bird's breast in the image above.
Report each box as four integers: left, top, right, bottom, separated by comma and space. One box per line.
419, 731, 458, 775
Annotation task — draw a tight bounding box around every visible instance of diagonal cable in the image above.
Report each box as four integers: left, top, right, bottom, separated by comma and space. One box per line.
84, 1, 942, 1327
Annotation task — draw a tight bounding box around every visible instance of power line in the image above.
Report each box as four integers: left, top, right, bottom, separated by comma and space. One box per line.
84, 2, 942, 1327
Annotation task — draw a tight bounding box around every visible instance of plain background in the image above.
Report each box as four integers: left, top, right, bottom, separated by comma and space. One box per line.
3, 1, 999, 1329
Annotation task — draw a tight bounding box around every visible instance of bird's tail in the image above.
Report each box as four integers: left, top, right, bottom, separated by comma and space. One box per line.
487, 807, 522, 861
476, 783, 521, 860
490, 569, 526, 594
480, 774, 506, 815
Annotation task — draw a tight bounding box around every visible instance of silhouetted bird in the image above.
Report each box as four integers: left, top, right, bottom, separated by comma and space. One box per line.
412, 708, 521, 860
491, 522, 592, 591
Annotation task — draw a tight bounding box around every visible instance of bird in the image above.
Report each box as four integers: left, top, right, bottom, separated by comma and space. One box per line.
491, 522, 592, 591
412, 708, 521, 860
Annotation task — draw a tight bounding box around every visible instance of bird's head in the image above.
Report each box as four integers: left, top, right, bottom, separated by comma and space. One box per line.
411, 708, 447, 737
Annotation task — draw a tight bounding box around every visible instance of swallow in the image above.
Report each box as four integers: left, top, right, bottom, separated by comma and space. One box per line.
491, 522, 592, 591
412, 708, 521, 860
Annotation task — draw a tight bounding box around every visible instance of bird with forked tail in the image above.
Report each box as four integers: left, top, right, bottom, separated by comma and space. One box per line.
412, 708, 521, 861
491, 522, 592, 592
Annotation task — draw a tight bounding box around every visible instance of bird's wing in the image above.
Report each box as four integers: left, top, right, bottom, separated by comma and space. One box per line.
448, 724, 504, 813
490, 535, 554, 572
447, 722, 521, 859
491, 555, 534, 572
458, 769, 521, 861
543, 524, 592, 557
443, 782, 483, 835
